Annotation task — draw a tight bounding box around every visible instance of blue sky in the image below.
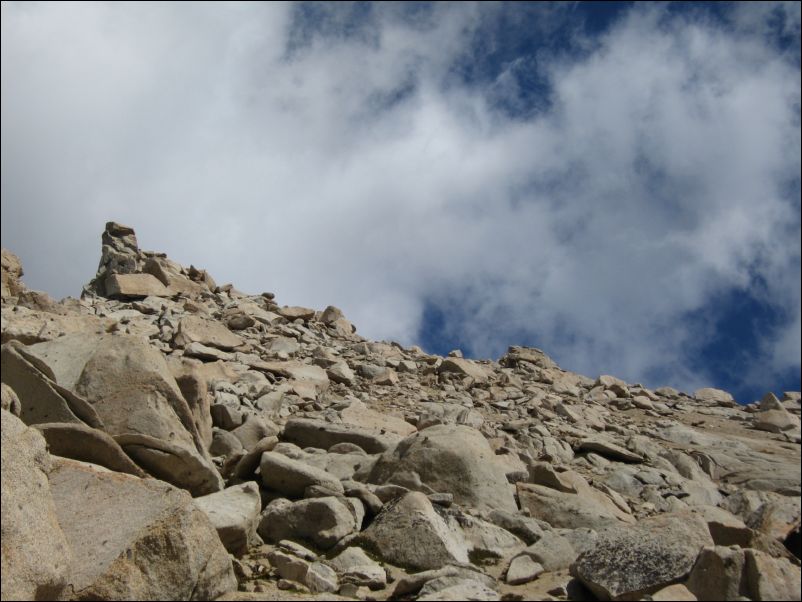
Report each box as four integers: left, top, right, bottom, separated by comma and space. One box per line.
1, 2, 800, 403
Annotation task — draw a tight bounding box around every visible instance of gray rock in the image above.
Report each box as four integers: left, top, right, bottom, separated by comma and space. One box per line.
0, 382, 20, 415
34, 421, 147, 477
175, 315, 244, 350
105, 273, 169, 298
193, 482, 262, 557
258, 497, 356, 550
517, 531, 577, 571
49, 457, 236, 600
517, 482, 634, 530
505, 556, 544, 585
326, 547, 386, 590
367, 424, 517, 513
260, 451, 344, 498
117, 433, 224, 496
570, 513, 714, 600
686, 545, 747, 601
1, 410, 71, 601
694, 387, 736, 406
356, 491, 469, 570
282, 417, 400, 454
577, 436, 644, 463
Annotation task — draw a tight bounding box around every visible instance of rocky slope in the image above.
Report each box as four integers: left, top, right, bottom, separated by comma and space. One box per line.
1, 222, 800, 601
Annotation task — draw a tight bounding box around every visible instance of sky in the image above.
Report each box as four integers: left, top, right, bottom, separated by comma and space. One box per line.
2, 1, 800, 403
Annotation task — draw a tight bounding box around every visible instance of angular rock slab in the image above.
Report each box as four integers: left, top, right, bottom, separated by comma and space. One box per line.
193, 482, 262, 557
282, 417, 401, 454
117, 433, 223, 497
35, 422, 147, 477
260, 450, 344, 498
258, 497, 357, 550
175, 315, 244, 351
1, 341, 102, 428
105, 273, 169, 298
49, 457, 236, 601
517, 482, 635, 530
1, 410, 71, 601
570, 513, 713, 600
356, 491, 469, 571
367, 424, 517, 513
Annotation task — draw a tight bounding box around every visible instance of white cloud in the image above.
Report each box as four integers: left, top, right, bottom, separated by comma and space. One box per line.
2, 2, 799, 396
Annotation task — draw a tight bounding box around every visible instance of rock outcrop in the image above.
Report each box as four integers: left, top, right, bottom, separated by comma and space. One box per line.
1, 222, 799, 601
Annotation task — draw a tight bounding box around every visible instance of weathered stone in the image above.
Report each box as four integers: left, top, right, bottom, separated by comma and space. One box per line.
517, 483, 634, 530
117, 433, 224, 496
193, 482, 262, 557
570, 513, 714, 600
305, 562, 339, 593
417, 576, 499, 601
753, 409, 800, 433
326, 362, 355, 385
1, 248, 25, 299
260, 451, 344, 497
459, 514, 526, 560
283, 417, 401, 454
651, 583, 698, 601
368, 424, 517, 513
24, 333, 207, 460
1, 410, 71, 601
694, 387, 736, 406
576, 436, 644, 463
105, 273, 169, 298
175, 315, 244, 350
326, 547, 386, 590
693, 505, 753, 547
517, 531, 577, 571
34, 422, 147, 477
505, 555, 544, 585
356, 492, 469, 570
743, 548, 801, 602
277, 306, 316, 321
686, 545, 747, 601
0, 382, 21, 415
1, 341, 102, 428
231, 414, 278, 451
258, 497, 356, 550
49, 457, 236, 600
437, 357, 492, 383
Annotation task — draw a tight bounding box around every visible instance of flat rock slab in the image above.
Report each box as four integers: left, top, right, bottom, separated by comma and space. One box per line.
282, 417, 401, 454
105, 273, 169, 298
260, 450, 344, 497
577, 437, 644, 463
48, 457, 236, 601
176, 315, 244, 351
570, 513, 713, 600
517, 483, 635, 530
34, 422, 147, 477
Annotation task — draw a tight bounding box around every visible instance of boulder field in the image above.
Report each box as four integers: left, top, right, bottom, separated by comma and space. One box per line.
2, 222, 800, 601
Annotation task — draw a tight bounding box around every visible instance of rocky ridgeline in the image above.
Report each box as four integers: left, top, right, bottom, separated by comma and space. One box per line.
1, 222, 800, 602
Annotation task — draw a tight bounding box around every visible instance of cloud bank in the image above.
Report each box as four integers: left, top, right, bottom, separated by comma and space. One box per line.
2, 2, 800, 400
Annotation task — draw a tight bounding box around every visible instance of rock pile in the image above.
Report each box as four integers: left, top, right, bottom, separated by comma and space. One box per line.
1, 223, 800, 601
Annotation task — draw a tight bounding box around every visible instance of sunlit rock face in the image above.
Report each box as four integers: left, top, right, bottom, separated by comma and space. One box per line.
1, 223, 799, 601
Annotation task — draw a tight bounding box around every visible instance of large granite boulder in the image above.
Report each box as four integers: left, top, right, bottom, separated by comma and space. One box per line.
366, 424, 517, 513
1, 410, 71, 601
49, 457, 236, 600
